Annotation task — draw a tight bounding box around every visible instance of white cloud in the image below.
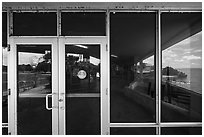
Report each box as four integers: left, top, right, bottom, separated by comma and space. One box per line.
183, 51, 191, 54
175, 59, 184, 62
170, 54, 177, 57
183, 55, 201, 60
163, 57, 171, 60
2, 48, 8, 65
183, 49, 201, 55
184, 48, 193, 52
193, 49, 202, 53
162, 49, 177, 58
162, 31, 202, 68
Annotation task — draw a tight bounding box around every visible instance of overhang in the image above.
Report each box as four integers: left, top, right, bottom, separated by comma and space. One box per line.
2, 2, 202, 11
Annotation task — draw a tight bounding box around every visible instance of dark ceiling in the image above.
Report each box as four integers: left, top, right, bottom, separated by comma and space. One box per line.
111, 12, 156, 64
161, 12, 202, 50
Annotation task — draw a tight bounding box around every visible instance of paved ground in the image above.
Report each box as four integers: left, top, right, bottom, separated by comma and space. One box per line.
111, 87, 154, 123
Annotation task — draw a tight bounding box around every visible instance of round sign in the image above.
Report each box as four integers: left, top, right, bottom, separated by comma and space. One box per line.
77, 70, 87, 79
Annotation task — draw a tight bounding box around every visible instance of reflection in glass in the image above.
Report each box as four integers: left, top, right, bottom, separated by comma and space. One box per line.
161, 12, 202, 122
110, 12, 156, 123
111, 127, 156, 135
161, 127, 202, 135
17, 45, 52, 135
65, 45, 100, 93
65, 44, 101, 135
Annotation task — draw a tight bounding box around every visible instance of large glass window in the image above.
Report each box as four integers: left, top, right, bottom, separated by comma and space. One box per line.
110, 12, 156, 123
161, 12, 202, 122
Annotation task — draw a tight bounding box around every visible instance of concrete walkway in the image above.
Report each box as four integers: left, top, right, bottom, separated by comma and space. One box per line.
111, 88, 155, 123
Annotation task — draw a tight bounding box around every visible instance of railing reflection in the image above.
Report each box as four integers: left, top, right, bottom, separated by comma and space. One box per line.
125, 76, 201, 122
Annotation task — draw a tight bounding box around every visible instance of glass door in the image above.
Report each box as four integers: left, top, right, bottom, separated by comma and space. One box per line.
58, 37, 109, 135
8, 37, 59, 135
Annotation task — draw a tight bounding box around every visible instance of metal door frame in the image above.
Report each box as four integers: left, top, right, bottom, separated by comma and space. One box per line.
8, 36, 59, 135
58, 36, 109, 135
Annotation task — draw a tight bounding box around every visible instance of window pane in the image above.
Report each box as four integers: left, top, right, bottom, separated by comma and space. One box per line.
161, 12, 202, 122
110, 12, 156, 123
111, 127, 156, 135
65, 44, 101, 135
66, 97, 100, 135
2, 128, 8, 135
61, 12, 106, 36
2, 12, 7, 47
17, 45, 52, 134
2, 12, 8, 124
65, 43, 101, 135
161, 127, 202, 135
65, 44, 100, 93
2, 47, 8, 123
13, 12, 57, 36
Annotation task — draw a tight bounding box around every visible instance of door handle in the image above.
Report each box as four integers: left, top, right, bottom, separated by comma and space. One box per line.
46, 93, 53, 110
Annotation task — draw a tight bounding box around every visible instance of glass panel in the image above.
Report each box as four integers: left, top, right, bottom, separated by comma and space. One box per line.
13, 12, 57, 36
66, 97, 100, 135
65, 44, 100, 93
2, 12, 8, 124
17, 45, 52, 135
2, 12, 7, 47
161, 127, 202, 135
110, 12, 156, 123
61, 12, 106, 36
2, 47, 8, 124
161, 12, 202, 122
111, 127, 156, 135
65, 44, 101, 135
2, 128, 8, 135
